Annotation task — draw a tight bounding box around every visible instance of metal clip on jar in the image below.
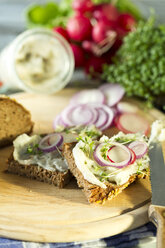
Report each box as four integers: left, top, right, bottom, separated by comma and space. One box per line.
0, 28, 74, 94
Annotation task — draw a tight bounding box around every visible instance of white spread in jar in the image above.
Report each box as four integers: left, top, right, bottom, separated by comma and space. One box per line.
15, 34, 70, 92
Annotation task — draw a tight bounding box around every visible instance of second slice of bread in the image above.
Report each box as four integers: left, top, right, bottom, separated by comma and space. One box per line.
63, 143, 148, 203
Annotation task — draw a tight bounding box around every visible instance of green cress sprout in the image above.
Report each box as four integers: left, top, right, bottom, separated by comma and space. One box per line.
102, 17, 165, 109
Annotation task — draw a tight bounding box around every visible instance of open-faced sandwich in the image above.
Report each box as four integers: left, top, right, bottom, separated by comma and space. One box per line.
7, 125, 102, 188
63, 131, 150, 203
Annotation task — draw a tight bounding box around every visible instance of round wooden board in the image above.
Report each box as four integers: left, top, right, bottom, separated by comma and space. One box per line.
0, 89, 164, 243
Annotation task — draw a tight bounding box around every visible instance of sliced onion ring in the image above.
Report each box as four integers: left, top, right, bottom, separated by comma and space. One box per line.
39, 133, 63, 153
93, 142, 132, 168
128, 141, 148, 159
61, 104, 98, 126
87, 103, 114, 130
99, 83, 125, 107
70, 89, 106, 105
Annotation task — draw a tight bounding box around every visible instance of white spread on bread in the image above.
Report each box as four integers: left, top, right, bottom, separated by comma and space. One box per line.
149, 119, 165, 143
13, 133, 71, 172
73, 132, 149, 188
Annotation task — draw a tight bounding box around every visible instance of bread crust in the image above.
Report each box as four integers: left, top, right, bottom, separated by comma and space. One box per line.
7, 154, 72, 188
63, 143, 148, 203
0, 95, 33, 147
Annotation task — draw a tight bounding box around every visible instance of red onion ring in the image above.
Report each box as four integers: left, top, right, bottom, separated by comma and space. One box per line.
87, 103, 114, 130
93, 142, 132, 168
39, 133, 63, 153
53, 115, 68, 129
60, 104, 98, 126
99, 83, 125, 107
70, 89, 106, 105
128, 141, 148, 159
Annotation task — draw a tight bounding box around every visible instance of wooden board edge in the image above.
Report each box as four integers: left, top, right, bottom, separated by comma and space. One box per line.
0, 203, 150, 243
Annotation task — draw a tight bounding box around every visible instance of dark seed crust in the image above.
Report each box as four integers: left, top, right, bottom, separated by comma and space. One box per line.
63, 143, 148, 204
7, 154, 72, 188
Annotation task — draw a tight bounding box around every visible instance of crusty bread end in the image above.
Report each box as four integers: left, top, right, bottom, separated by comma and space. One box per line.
0, 95, 33, 147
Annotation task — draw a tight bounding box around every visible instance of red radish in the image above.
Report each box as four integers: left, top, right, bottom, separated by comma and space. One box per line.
94, 142, 132, 168
128, 141, 148, 159
70, 89, 106, 104
67, 15, 92, 41
118, 13, 136, 32
128, 148, 136, 164
107, 145, 130, 164
82, 40, 94, 53
117, 101, 139, 114
99, 83, 125, 107
92, 20, 116, 43
113, 115, 119, 126
85, 56, 106, 76
72, 0, 94, 13
53, 27, 70, 41
115, 25, 127, 39
70, 44, 85, 67
116, 113, 150, 135
93, 4, 119, 22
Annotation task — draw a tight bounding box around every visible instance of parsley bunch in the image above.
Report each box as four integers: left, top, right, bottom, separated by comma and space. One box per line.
102, 17, 165, 109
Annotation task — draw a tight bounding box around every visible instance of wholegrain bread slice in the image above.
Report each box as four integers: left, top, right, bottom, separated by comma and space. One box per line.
7, 153, 72, 188
63, 143, 148, 204
0, 95, 33, 147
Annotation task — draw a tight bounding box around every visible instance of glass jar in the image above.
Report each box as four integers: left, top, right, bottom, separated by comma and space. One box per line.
0, 28, 74, 94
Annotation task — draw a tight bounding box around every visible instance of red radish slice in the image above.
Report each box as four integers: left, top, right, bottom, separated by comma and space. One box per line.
99, 83, 125, 107
87, 103, 114, 130
117, 101, 138, 113
70, 89, 106, 105
116, 113, 150, 135
93, 142, 132, 168
128, 141, 148, 159
128, 148, 136, 164
61, 104, 98, 126
107, 145, 131, 164
113, 115, 120, 127
39, 133, 63, 153
106, 145, 115, 162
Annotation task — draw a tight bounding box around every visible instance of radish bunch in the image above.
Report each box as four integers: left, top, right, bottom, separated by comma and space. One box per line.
52, 0, 136, 77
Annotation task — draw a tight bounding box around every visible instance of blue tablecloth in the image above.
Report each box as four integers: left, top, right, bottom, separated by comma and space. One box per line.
0, 222, 156, 248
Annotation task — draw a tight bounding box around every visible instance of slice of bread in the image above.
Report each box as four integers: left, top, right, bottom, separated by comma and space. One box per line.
0, 95, 33, 147
7, 153, 72, 188
63, 143, 148, 203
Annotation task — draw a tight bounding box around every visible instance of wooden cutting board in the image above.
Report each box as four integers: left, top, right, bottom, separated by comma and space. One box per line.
0, 89, 164, 243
